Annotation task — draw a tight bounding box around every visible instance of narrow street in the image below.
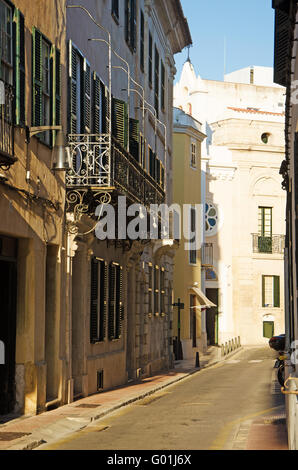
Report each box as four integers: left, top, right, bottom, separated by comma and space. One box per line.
41, 347, 287, 451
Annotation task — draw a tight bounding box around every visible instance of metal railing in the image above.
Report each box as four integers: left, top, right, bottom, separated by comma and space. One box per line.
0, 82, 14, 166
201, 242, 213, 267
252, 234, 285, 254
66, 134, 165, 207
221, 336, 241, 357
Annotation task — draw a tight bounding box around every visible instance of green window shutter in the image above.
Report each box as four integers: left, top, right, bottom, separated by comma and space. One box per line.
130, 0, 137, 51
129, 118, 139, 161
13, 9, 25, 125
93, 72, 100, 134
83, 59, 91, 133
274, 276, 280, 307
112, 98, 128, 149
32, 27, 43, 127
149, 148, 156, 179
50, 45, 61, 146
90, 258, 99, 343
262, 275, 265, 307
108, 263, 116, 340
140, 10, 144, 71
125, 0, 129, 44
68, 41, 78, 134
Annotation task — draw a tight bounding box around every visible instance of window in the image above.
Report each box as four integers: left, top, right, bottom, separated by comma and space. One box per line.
0, 0, 13, 84
148, 31, 152, 88
148, 263, 153, 315
258, 207, 272, 252
263, 321, 274, 338
161, 60, 165, 112
112, 97, 128, 149
154, 46, 159, 115
0, 3, 25, 124
125, 0, 136, 52
90, 258, 107, 343
191, 141, 197, 168
154, 265, 160, 315
129, 118, 139, 161
111, 0, 119, 22
262, 275, 280, 308
108, 263, 124, 340
149, 146, 156, 179
160, 267, 165, 315
189, 206, 197, 264
140, 10, 144, 72
261, 132, 270, 144
205, 202, 218, 236
68, 41, 91, 136
33, 28, 61, 146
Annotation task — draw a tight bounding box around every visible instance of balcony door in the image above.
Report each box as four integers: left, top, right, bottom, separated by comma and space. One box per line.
258, 207, 272, 253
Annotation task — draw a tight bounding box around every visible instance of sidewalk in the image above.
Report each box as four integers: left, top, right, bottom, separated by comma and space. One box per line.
0, 345, 287, 451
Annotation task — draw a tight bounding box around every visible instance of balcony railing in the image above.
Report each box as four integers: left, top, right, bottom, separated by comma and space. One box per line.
252, 234, 285, 254
66, 134, 165, 207
0, 82, 15, 168
201, 242, 213, 267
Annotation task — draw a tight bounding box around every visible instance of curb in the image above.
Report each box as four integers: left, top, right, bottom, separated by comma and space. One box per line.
8, 346, 244, 450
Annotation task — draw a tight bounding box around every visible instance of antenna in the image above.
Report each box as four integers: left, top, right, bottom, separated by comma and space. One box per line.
224, 36, 226, 79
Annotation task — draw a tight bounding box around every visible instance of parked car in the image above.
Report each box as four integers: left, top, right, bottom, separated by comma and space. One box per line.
269, 334, 285, 352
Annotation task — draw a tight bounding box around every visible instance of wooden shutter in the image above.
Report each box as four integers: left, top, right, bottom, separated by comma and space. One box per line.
154, 266, 159, 315
129, 118, 139, 161
13, 9, 25, 125
115, 265, 123, 339
125, 0, 129, 44
90, 258, 99, 343
161, 61, 165, 111
32, 27, 43, 127
273, 9, 290, 87
93, 72, 100, 134
112, 98, 128, 149
140, 10, 144, 71
148, 32, 152, 87
149, 148, 156, 179
83, 58, 91, 133
130, 0, 137, 51
155, 158, 161, 185
161, 164, 165, 189
160, 268, 165, 314
99, 261, 108, 341
100, 81, 108, 134
50, 45, 61, 146
108, 263, 116, 340
274, 276, 280, 307
68, 41, 78, 134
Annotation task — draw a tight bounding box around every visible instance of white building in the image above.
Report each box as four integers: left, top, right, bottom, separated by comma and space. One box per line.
174, 62, 286, 345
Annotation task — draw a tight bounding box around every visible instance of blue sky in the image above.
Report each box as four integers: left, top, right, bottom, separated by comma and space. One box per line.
174, 0, 275, 82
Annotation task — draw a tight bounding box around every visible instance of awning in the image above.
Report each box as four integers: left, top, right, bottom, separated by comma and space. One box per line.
189, 286, 217, 310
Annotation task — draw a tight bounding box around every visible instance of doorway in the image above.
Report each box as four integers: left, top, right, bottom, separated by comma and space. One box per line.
0, 238, 17, 414
206, 288, 218, 346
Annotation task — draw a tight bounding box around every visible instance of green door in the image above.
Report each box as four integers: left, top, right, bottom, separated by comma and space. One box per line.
263, 321, 274, 338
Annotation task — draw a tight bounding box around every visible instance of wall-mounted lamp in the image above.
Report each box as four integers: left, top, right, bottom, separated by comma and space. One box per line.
25, 126, 70, 171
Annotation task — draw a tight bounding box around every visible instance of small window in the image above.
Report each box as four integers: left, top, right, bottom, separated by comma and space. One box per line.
191, 142, 196, 168
189, 206, 197, 264
261, 133, 270, 144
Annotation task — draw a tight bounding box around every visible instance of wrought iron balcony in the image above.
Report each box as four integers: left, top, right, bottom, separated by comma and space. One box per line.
66, 134, 165, 210
252, 234, 285, 254
201, 242, 213, 267
0, 82, 16, 169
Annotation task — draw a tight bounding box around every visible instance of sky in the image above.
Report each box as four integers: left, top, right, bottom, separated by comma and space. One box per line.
174, 0, 275, 83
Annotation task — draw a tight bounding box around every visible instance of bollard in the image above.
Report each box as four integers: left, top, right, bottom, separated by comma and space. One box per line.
195, 351, 200, 368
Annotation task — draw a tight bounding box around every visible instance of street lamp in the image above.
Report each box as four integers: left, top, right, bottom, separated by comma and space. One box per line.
25, 125, 70, 171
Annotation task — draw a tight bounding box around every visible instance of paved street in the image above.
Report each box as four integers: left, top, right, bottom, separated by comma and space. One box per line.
40, 347, 287, 450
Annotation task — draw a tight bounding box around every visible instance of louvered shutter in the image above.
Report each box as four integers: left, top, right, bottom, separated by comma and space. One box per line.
129, 118, 139, 161
125, 0, 129, 44
83, 59, 91, 133
112, 98, 128, 149
149, 149, 156, 179
13, 9, 25, 125
116, 265, 124, 339
50, 45, 61, 146
101, 81, 108, 134
108, 263, 116, 340
90, 258, 99, 343
100, 261, 108, 341
274, 276, 280, 308
32, 27, 43, 127
155, 158, 161, 185
130, 0, 137, 51
68, 41, 78, 134
161, 164, 165, 189
93, 72, 100, 134
273, 9, 290, 86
